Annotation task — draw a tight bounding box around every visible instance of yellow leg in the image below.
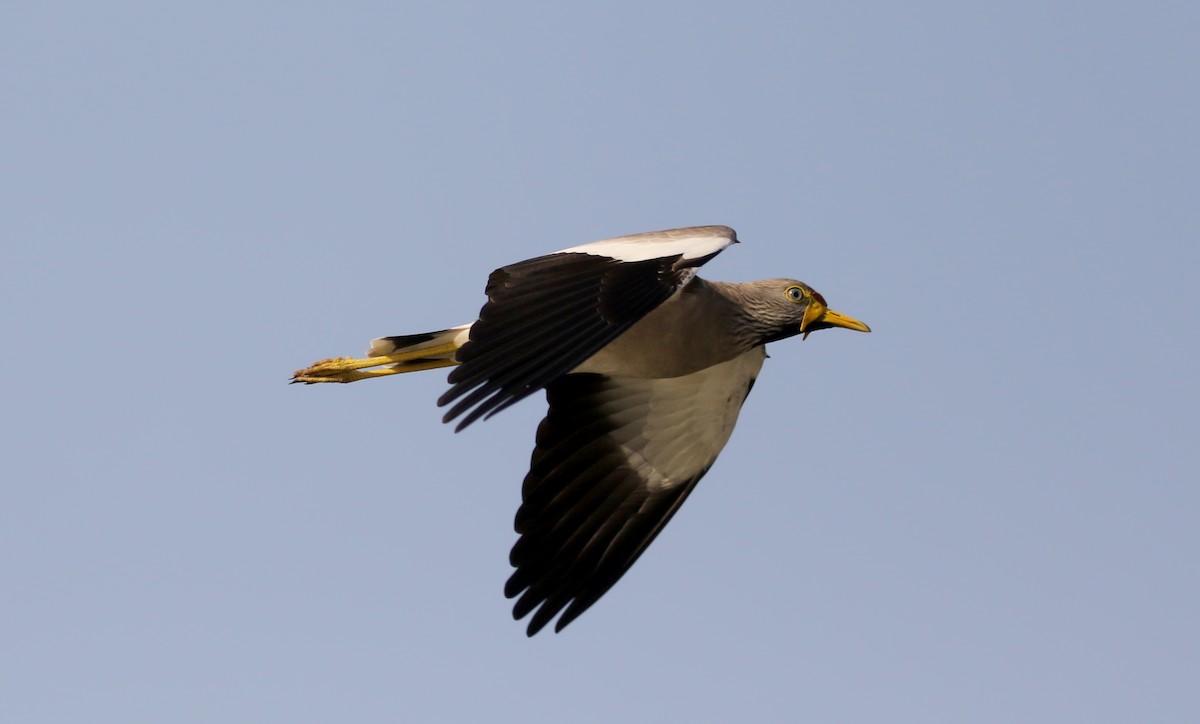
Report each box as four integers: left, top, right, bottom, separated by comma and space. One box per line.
291, 342, 460, 384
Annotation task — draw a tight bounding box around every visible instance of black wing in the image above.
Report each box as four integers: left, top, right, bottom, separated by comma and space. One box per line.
505, 349, 764, 635
437, 227, 734, 430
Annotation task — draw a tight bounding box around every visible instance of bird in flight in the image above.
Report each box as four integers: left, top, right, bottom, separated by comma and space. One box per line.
293, 225, 870, 635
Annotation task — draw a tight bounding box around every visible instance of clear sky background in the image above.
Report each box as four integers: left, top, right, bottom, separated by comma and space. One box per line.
3, 3, 1197, 722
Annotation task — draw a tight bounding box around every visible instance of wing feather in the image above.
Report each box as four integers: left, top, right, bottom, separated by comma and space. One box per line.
507, 348, 765, 635
438, 227, 735, 430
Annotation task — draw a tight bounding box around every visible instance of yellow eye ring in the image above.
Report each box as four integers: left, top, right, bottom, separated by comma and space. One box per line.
785, 286, 804, 303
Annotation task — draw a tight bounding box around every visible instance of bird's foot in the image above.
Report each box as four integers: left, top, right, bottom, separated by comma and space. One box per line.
291, 356, 387, 383
291, 344, 460, 384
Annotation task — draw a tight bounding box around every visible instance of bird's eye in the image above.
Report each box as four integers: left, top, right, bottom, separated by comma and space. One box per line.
785, 286, 804, 303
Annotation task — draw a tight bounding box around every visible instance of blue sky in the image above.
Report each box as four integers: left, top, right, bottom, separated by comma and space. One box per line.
3, 2, 1197, 722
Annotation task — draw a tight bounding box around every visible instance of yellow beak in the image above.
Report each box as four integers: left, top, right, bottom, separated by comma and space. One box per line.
800, 302, 872, 340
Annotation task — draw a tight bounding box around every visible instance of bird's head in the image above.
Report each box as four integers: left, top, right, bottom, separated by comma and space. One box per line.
750, 279, 871, 344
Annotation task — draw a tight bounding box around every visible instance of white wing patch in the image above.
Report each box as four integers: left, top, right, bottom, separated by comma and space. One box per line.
556, 225, 736, 263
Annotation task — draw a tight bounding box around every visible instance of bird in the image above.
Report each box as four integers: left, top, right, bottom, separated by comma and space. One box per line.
292, 225, 870, 635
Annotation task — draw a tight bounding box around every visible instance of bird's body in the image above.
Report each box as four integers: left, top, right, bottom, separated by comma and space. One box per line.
293, 225, 869, 635
578, 279, 758, 378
